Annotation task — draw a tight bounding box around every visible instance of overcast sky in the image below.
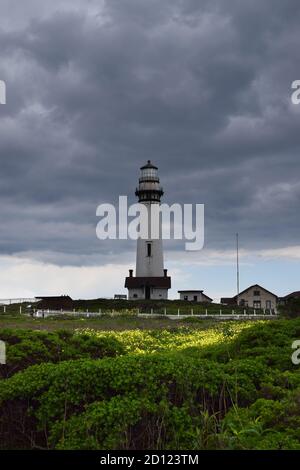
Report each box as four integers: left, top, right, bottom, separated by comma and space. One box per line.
0, 0, 300, 300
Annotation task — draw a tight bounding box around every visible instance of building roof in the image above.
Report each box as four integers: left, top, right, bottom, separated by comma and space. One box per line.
125, 276, 171, 289
35, 295, 73, 301
140, 160, 158, 170
236, 284, 278, 299
178, 290, 204, 293
221, 284, 278, 304
35, 295, 73, 311
220, 297, 236, 305
201, 293, 213, 301
178, 290, 213, 301
280, 291, 300, 300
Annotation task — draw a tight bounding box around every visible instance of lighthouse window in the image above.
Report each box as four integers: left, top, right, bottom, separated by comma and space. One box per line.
143, 168, 157, 179
147, 243, 152, 257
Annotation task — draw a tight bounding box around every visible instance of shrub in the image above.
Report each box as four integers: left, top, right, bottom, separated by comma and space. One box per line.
0, 329, 125, 378
1, 318, 300, 449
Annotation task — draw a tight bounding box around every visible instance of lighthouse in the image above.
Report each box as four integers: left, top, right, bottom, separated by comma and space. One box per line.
125, 161, 171, 300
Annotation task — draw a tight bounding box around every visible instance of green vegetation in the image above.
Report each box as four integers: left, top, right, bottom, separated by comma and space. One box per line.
0, 329, 125, 378
1, 298, 271, 316
0, 318, 300, 450
0, 313, 218, 331
72, 298, 265, 315
280, 298, 300, 319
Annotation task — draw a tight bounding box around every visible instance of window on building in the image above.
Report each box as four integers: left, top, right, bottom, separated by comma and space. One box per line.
253, 290, 260, 296
147, 243, 152, 257
142, 168, 157, 179
266, 300, 271, 309
253, 300, 261, 309
184, 295, 188, 301
193, 295, 198, 301
133, 294, 138, 298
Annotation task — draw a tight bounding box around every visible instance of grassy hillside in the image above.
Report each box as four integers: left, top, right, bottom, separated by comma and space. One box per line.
0, 318, 300, 450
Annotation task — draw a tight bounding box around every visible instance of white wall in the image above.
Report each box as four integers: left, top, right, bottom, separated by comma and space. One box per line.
128, 287, 168, 300
238, 288, 277, 309
136, 202, 164, 277
127, 288, 144, 300
152, 288, 168, 299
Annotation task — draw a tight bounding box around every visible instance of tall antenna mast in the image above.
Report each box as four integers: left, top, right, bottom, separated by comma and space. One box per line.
236, 232, 240, 305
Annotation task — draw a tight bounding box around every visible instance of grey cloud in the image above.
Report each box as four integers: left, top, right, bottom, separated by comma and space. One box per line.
0, 0, 300, 265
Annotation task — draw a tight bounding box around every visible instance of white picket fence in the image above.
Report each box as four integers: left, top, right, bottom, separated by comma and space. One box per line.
31, 307, 278, 320
140, 307, 278, 320
34, 309, 105, 318
138, 313, 277, 320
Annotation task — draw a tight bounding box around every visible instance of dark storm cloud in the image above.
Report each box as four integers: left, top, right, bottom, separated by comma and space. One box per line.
0, 0, 300, 264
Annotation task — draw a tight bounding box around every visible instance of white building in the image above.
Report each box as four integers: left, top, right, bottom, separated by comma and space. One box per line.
221, 284, 278, 310
125, 161, 171, 300
178, 290, 213, 303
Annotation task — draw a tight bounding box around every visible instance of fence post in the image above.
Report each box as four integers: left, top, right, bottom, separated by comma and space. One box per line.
244, 309, 246, 315
191, 308, 193, 316
151, 308, 153, 315
177, 308, 180, 316
205, 309, 208, 316
3, 305, 6, 313
20, 306, 22, 314
220, 309, 222, 315
254, 309, 256, 316
164, 307, 167, 315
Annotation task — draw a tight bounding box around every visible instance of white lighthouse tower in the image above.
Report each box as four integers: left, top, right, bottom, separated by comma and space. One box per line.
125, 161, 171, 300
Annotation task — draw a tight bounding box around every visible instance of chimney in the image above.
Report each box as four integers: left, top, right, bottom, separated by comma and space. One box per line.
164, 269, 168, 277
129, 269, 133, 278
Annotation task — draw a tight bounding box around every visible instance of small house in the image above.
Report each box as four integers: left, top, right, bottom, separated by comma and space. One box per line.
178, 290, 213, 303
221, 284, 277, 310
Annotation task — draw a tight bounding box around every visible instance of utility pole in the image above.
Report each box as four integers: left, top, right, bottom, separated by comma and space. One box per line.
236, 232, 240, 306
